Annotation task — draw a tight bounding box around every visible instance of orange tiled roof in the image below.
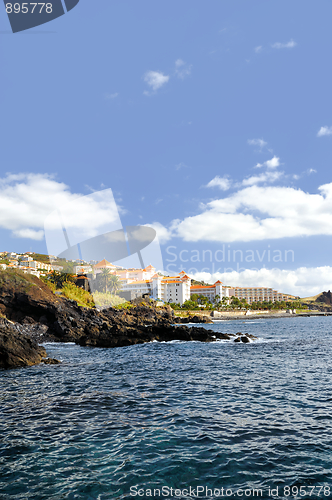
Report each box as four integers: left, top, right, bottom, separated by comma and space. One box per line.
190, 285, 215, 289
162, 280, 183, 284
94, 259, 114, 268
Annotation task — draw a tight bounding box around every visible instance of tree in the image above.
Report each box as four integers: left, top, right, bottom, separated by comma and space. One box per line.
181, 299, 197, 310
109, 274, 121, 294
100, 268, 112, 292
221, 296, 230, 308
240, 298, 250, 310
230, 297, 241, 309
47, 271, 75, 288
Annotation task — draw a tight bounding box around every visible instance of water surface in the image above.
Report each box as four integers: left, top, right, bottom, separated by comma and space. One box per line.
1, 317, 332, 499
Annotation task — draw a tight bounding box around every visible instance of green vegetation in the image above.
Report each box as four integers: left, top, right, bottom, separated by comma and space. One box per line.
165, 294, 307, 312
42, 271, 76, 289
95, 270, 121, 294
40, 271, 95, 307
113, 300, 135, 310
41, 270, 125, 309
30, 253, 52, 264
58, 260, 76, 274
61, 282, 95, 308
0, 268, 36, 290
93, 291, 126, 308
301, 293, 323, 303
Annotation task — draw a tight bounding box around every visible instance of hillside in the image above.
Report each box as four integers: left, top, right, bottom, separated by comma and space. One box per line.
300, 290, 332, 311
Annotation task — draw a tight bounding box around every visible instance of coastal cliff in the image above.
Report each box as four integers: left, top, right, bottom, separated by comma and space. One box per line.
0, 270, 255, 368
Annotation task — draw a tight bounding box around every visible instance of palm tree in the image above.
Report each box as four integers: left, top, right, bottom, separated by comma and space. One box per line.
100, 268, 112, 292
109, 274, 121, 294
221, 296, 230, 308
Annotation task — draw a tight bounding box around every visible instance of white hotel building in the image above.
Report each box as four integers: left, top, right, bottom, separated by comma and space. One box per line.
190, 282, 293, 304
92, 260, 191, 305
190, 281, 230, 302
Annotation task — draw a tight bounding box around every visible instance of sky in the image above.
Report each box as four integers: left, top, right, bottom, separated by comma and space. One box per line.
1, 0, 332, 297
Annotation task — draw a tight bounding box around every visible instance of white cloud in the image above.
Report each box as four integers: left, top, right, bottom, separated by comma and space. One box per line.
170, 182, 332, 243
189, 266, 332, 298
247, 138, 267, 150
0, 173, 122, 242
255, 156, 280, 169
143, 71, 169, 94
242, 170, 283, 186
13, 229, 45, 241
147, 222, 172, 244
254, 46, 262, 53
205, 176, 231, 191
317, 126, 332, 137
105, 92, 118, 100
175, 59, 192, 79
271, 39, 297, 49
308, 169, 317, 174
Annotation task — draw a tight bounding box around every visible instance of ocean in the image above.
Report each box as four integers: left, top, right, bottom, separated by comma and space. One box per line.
1, 316, 332, 499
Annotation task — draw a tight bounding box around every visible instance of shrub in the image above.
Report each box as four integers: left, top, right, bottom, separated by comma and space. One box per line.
92, 291, 127, 308
61, 283, 95, 308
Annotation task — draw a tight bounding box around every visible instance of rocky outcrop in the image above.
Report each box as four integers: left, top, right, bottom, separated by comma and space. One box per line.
174, 314, 212, 324
0, 320, 47, 369
78, 324, 238, 348
0, 270, 257, 352
316, 291, 332, 305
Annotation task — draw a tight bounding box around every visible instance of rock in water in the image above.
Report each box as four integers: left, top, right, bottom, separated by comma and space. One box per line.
41, 357, 61, 365
0, 322, 47, 369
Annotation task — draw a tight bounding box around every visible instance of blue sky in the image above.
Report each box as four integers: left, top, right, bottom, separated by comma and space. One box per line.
1, 0, 332, 296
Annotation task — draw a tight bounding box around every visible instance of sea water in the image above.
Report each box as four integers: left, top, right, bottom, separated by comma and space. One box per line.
1, 317, 332, 499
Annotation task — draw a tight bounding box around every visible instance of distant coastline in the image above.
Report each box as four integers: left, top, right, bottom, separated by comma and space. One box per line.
174, 309, 332, 321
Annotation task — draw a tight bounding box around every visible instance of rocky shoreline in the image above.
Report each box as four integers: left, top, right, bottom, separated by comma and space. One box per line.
0, 319, 60, 369
210, 311, 332, 321
0, 272, 256, 369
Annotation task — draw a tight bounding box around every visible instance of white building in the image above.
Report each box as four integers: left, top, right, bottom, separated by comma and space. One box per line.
20, 256, 33, 262
7, 252, 17, 259
190, 281, 229, 302
74, 265, 92, 275
19, 260, 54, 273
93, 259, 118, 274
118, 270, 191, 306
90, 260, 192, 306
190, 282, 293, 304
228, 287, 294, 304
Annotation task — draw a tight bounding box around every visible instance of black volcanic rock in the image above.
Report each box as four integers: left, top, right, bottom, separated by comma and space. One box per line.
77, 323, 239, 348
0, 320, 47, 369
0, 270, 257, 350
174, 314, 212, 324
